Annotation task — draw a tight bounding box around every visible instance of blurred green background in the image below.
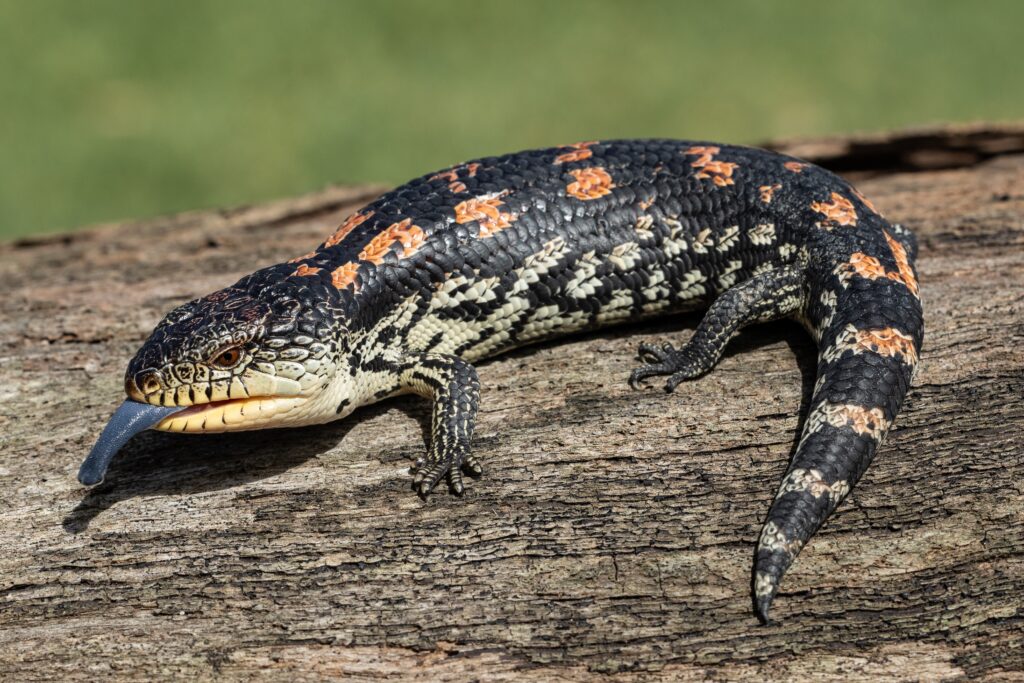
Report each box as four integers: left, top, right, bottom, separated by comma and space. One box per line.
1, 0, 1021, 239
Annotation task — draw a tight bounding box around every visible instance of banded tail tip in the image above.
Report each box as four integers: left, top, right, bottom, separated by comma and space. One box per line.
755, 595, 774, 625
78, 400, 181, 486
753, 569, 780, 625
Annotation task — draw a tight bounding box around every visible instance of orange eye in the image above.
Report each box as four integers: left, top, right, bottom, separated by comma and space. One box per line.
212, 347, 242, 368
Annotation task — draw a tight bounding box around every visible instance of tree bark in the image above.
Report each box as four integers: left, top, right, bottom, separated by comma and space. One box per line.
1, 125, 1022, 681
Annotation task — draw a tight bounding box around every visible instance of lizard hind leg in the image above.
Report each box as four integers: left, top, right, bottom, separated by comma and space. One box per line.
629, 264, 808, 392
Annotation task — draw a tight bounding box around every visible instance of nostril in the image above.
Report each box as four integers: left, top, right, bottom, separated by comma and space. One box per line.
136, 372, 161, 394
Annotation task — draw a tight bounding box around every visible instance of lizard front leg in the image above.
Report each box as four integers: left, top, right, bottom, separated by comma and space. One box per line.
399, 353, 482, 496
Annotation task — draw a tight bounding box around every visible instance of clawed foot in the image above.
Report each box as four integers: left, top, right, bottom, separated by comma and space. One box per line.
412, 450, 484, 498
628, 341, 705, 392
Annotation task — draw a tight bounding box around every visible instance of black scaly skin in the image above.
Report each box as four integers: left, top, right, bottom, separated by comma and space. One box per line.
119, 139, 923, 622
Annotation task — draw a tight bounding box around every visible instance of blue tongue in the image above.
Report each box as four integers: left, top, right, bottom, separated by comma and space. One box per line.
78, 400, 181, 485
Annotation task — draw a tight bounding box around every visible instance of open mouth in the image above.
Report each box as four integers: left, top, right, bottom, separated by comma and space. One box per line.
154, 396, 307, 433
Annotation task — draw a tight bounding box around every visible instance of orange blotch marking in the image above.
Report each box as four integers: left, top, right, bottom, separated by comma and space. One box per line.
357, 235, 393, 265
832, 404, 888, 439
454, 194, 517, 237
811, 192, 858, 226
358, 218, 426, 265
430, 162, 482, 190
852, 187, 879, 213
759, 183, 782, 203
837, 232, 919, 297
554, 148, 593, 164
566, 167, 615, 200
684, 145, 737, 187
840, 252, 889, 280
431, 169, 459, 183
697, 160, 737, 187
853, 327, 919, 364
883, 230, 919, 295
288, 250, 318, 264
638, 196, 655, 210
685, 145, 719, 160
430, 169, 469, 192
554, 141, 597, 164
331, 262, 360, 290
291, 264, 322, 278
784, 161, 807, 173
325, 210, 375, 248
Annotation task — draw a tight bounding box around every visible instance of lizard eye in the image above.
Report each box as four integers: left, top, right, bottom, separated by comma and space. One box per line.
211, 347, 242, 369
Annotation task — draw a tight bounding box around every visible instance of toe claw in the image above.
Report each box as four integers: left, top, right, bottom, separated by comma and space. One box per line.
637, 343, 661, 364
448, 468, 465, 495
413, 462, 445, 497
629, 363, 671, 389
462, 455, 484, 477
413, 446, 481, 497
637, 341, 678, 365
665, 372, 687, 393
629, 368, 654, 389
631, 340, 705, 392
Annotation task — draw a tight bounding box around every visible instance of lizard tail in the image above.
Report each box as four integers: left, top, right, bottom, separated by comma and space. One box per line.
753, 227, 924, 622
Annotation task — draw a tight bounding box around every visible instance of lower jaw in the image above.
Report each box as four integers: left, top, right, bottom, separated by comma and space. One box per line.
154, 396, 308, 433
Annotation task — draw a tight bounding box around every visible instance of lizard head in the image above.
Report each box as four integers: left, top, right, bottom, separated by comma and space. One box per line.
79, 270, 358, 486
123, 277, 355, 433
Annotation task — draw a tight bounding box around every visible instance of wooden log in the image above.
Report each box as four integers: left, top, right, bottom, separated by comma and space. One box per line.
1, 126, 1022, 681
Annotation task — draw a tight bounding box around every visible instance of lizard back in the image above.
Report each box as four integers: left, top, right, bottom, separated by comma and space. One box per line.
265, 140, 887, 362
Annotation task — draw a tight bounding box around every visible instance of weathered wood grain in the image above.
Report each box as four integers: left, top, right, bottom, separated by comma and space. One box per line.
1, 127, 1022, 681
